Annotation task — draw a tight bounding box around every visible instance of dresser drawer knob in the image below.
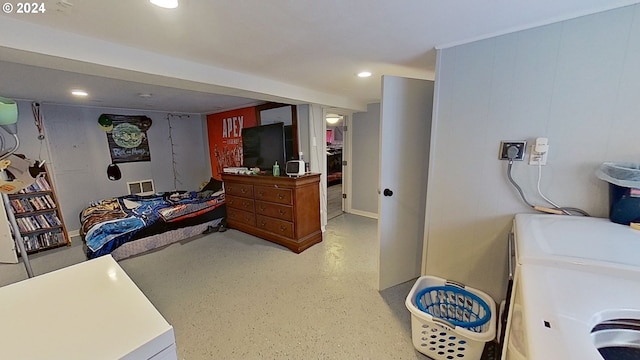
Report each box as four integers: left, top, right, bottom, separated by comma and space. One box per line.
278, 194, 285, 200
278, 209, 286, 215
279, 225, 286, 232
259, 205, 266, 211
258, 191, 264, 196
241, 188, 247, 193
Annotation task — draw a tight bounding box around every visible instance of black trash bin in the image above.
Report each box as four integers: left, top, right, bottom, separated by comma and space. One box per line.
596, 162, 640, 225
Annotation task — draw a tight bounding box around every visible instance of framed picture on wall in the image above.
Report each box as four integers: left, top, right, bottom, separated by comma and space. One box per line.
102, 114, 152, 163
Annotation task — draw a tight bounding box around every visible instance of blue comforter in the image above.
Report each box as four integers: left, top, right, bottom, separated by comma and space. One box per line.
80, 190, 225, 258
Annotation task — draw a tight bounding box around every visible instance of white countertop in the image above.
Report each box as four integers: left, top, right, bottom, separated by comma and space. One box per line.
0, 255, 175, 360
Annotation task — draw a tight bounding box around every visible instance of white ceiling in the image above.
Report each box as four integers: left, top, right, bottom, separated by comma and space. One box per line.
1, 0, 639, 114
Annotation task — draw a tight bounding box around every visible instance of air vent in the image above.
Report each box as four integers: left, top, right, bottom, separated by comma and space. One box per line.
127, 179, 155, 195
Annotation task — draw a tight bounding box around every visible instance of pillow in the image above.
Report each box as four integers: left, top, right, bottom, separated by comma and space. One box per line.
201, 177, 223, 192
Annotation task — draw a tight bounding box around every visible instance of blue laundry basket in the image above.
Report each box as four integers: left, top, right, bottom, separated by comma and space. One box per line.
415, 284, 492, 331
405, 276, 496, 360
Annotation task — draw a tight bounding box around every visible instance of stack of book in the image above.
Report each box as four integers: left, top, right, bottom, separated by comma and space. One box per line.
15, 213, 62, 233
9, 194, 56, 213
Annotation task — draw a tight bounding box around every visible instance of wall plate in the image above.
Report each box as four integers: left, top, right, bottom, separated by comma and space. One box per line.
499, 141, 527, 160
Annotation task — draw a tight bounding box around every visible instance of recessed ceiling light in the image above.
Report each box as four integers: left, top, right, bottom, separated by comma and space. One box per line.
71, 89, 88, 97
138, 93, 153, 98
150, 0, 178, 9
357, 71, 372, 78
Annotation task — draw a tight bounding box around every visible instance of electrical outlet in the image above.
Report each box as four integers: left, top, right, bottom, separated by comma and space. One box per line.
528, 147, 548, 165
499, 141, 527, 160
528, 138, 549, 165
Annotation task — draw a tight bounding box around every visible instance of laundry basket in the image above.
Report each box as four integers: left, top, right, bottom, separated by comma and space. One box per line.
405, 276, 496, 360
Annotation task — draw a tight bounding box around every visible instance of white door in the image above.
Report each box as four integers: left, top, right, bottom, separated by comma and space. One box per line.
378, 75, 434, 290
0, 194, 18, 263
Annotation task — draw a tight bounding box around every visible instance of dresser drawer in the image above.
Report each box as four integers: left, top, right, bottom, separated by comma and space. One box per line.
255, 201, 293, 221
225, 183, 254, 198
226, 195, 255, 212
256, 215, 294, 238
227, 208, 256, 226
254, 186, 292, 205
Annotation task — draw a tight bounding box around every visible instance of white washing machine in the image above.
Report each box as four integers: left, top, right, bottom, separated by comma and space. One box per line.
501, 214, 640, 360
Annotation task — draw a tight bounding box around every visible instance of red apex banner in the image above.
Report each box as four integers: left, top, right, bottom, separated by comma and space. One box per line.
206, 107, 258, 180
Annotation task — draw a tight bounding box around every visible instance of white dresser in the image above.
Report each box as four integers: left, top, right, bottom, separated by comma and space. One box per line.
0, 255, 177, 360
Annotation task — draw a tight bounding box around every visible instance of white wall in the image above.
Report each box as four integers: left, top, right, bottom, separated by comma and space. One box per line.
351, 103, 380, 217
297, 105, 311, 162
306, 104, 328, 230
426, 4, 640, 301
12, 102, 209, 232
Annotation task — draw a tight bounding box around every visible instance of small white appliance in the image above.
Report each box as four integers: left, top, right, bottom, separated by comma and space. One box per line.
286, 160, 305, 176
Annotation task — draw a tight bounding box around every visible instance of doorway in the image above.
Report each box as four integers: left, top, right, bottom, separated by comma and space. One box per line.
326, 113, 345, 219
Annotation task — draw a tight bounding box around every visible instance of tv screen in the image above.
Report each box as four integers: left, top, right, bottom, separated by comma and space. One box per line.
284, 125, 294, 161
242, 122, 286, 172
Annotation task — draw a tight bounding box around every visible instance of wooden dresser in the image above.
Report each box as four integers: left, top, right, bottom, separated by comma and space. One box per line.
221, 173, 322, 253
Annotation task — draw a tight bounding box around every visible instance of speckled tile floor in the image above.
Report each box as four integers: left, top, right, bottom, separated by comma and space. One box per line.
119, 214, 429, 360
0, 214, 497, 360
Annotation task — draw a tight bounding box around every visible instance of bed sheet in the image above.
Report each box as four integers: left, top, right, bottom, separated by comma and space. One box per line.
80, 190, 225, 259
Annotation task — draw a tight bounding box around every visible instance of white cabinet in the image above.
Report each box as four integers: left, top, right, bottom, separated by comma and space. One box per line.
0, 255, 177, 360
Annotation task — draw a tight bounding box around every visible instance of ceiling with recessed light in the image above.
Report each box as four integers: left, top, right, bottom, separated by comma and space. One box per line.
0, 0, 639, 114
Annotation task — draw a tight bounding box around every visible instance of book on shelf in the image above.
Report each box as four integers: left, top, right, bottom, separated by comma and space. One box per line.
35, 215, 50, 228
10, 195, 55, 213
16, 218, 28, 233
39, 196, 51, 210
28, 197, 40, 211
22, 236, 35, 251
21, 230, 64, 251
27, 216, 40, 231
34, 197, 45, 209
18, 199, 31, 212
43, 194, 56, 208
32, 216, 44, 229
22, 217, 32, 231
45, 213, 61, 226
17, 176, 51, 194
10, 199, 24, 213
35, 176, 51, 191
21, 217, 35, 232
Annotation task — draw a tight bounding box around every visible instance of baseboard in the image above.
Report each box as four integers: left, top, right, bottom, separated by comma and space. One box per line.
348, 209, 378, 219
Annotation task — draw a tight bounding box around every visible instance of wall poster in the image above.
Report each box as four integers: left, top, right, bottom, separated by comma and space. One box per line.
206, 107, 258, 180
102, 114, 152, 164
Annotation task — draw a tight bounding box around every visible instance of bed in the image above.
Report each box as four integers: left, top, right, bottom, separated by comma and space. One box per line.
80, 182, 226, 260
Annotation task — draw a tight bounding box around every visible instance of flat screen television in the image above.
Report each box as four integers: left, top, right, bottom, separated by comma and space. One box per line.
242, 122, 286, 172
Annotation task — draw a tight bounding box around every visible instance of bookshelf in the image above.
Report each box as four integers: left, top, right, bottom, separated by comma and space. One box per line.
7, 166, 70, 253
